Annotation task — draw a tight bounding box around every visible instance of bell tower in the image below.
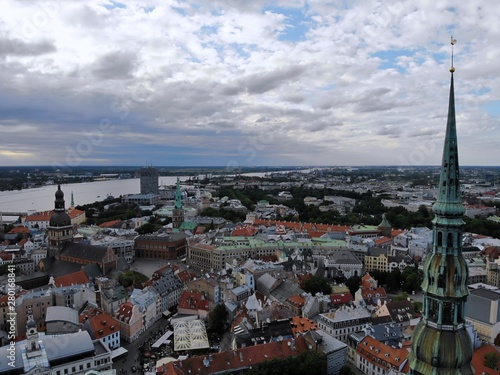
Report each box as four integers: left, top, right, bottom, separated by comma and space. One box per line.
409, 38, 474, 374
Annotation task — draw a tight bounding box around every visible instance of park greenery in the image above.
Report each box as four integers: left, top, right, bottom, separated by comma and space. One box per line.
302, 276, 332, 296
345, 266, 423, 297
118, 270, 149, 288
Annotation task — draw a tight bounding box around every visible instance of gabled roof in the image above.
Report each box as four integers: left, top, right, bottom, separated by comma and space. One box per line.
99, 219, 122, 228
385, 300, 415, 322
357, 335, 409, 370
231, 225, 258, 237
178, 291, 210, 312
61, 242, 111, 262
287, 294, 305, 307
82, 309, 120, 339
54, 269, 90, 287
160, 335, 309, 375
331, 293, 354, 305
68, 208, 85, 218
8, 226, 31, 234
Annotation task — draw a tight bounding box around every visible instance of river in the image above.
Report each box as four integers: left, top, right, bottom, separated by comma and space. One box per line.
0, 176, 185, 214
0, 169, 313, 214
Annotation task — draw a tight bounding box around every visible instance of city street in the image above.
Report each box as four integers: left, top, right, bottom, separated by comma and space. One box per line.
111, 259, 189, 374
112, 315, 171, 374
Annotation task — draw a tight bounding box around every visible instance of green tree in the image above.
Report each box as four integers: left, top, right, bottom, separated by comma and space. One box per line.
303, 276, 331, 296
484, 351, 499, 369
207, 304, 228, 340
395, 292, 409, 301
136, 222, 161, 234
339, 366, 355, 375
345, 275, 361, 297
245, 349, 326, 375
412, 301, 422, 314
386, 268, 403, 291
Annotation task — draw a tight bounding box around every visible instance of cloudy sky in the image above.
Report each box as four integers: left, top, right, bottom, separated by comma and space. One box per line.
0, 0, 499, 168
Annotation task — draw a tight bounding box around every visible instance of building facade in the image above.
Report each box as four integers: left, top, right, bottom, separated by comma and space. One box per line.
140, 166, 159, 195
134, 232, 187, 259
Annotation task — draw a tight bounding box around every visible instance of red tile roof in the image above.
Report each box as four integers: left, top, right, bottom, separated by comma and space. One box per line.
26, 209, 84, 221
158, 336, 310, 375
287, 294, 305, 307
176, 269, 195, 283
391, 229, 405, 237
25, 211, 52, 221
357, 335, 410, 371
115, 302, 135, 323
54, 270, 90, 287
361, 287, 387, 299
231, 225, 258, 237
253, 219, 350, 237
194, 226, 206, 235
0, 290, 27, 308
331, 293, 354, 305
8, 226, 31, 234
361, 272, 378, 289
291, 316, 317, 337
178, 291, 210, 312
0, 253, 13, 261
99, 219, 122, 228
471, 344, 500, 374
375, 237, 392, 246
80, 307, 120, 340
69, 208, 85, 218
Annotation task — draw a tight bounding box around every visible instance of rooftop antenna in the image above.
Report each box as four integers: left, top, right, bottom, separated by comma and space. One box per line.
450, 36, 457, 73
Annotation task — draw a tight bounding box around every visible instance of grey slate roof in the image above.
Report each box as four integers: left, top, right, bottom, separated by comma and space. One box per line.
45, 306, 79, 324
0, 330, 96, 373
61, 242, 109, 262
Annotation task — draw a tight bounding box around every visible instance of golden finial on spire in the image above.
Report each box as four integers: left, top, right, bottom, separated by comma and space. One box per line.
450, 36, 457, 73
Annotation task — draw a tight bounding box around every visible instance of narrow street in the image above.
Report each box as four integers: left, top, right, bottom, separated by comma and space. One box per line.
112, 318, 171, 374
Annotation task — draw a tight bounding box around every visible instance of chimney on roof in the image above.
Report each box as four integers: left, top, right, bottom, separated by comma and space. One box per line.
203, 357, 210, 367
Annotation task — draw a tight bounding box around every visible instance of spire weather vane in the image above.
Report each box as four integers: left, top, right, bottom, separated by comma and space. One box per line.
450, 36, 457, 72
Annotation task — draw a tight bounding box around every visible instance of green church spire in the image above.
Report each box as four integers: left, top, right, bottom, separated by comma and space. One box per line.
174, 177, 182, 210
172, 177, 184, 229
409, 38, 474, 374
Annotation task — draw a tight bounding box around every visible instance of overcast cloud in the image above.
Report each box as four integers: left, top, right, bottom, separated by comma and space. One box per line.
0, 0, 499, 167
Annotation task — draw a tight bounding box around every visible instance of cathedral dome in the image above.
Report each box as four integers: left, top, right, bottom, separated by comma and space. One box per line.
49, 184, 72, 227
49, 211, 72, 227
409, 319, 474, 374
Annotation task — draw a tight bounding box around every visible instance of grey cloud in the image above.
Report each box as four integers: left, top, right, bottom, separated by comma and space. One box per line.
309, 120, 342, 132
409, 128, 436, 137
282, 94, 305, 104
91, 51, 138, 80
377, 125, 401, 138
69, 6, 111, 29
0, 37, 56, 56
221, 65, 307, 95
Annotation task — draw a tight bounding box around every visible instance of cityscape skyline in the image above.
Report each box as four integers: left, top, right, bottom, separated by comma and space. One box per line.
1, 1, 499, 168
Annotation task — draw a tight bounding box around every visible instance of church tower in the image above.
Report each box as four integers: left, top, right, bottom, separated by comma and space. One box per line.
172, 177, 184, 229
409, 39, 474, 374
47, 185, 73, 258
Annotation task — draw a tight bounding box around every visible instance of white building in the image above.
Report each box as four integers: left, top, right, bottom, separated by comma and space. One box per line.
317, 303, 372, 342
